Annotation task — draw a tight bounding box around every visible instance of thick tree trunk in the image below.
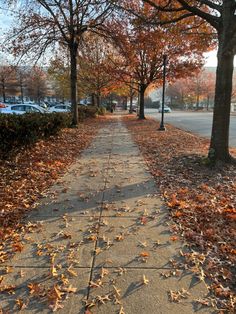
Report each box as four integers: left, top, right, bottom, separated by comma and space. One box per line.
139, 84, 146, 119
70, 43, 78, 126
209, 35, 234, 162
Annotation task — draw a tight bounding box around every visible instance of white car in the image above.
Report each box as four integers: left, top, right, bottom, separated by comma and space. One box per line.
49, 104, 71, 113
158, 106, 172, 113
0, 104, 48, 114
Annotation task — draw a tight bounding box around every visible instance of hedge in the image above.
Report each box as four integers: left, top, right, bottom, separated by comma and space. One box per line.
0, 112, 72, 158
0, 106, 106, 158
78, 105, 97, 120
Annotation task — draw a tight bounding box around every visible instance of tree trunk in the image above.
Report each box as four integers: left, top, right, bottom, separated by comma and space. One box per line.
91, 93, 96, 106
96, 93, 101, 107
20, 84, 24, 103
129, 82, 134, 113
196, 92, 199, 109
129, 93, 133, 113
123, 96, 127, 110
206, 95, 210, 111
2, 79, 6, 103
70, 43, 78, 126
209, 34, 234, 162
139, 84, 146, 119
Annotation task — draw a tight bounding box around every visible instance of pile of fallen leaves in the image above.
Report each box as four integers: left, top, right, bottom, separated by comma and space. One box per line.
0, 117, 107, 263
124, 116, 236, 312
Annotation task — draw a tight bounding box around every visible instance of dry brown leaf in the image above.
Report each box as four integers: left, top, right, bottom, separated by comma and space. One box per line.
0, 285, 16, 294
48, 300, 64, 312
61, 285, 77, 293
67, 265, 77, 277
15, 298, 28, 310
139, 252, 149, 258
113, 285, 121, 297
28, 282, 42, 296
12, 242, 24, 252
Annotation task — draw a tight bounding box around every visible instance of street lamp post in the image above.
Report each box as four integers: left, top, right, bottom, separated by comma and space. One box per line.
159, 54, 167, 131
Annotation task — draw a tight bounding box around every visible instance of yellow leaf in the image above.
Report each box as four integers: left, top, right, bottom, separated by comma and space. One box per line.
51, 265, 58, 277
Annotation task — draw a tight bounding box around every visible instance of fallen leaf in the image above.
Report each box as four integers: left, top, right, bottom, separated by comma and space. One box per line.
142, 275, 149, 285
15, 298, 28, 310
67, 265, 77, 277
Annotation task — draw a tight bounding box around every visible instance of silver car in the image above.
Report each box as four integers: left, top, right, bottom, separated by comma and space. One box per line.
158, 106, 172, 113
0, 104, 48, 114
49, 104, 71, 113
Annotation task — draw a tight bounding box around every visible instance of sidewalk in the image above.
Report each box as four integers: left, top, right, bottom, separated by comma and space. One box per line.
1, 116, 211, 313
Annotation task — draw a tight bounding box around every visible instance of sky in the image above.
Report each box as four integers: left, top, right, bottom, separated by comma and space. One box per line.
204, 50, 217, 67
0, 8, 219, 67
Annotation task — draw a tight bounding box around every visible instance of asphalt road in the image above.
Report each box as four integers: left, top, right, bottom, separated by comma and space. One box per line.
145, 109, 236, 147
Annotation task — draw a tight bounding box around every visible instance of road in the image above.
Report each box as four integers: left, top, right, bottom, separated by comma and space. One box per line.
145, 109, 236, 147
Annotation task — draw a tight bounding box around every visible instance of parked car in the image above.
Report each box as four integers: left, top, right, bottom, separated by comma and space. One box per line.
0, 104, 48, 115
158, 106, 172, 113
49, 104, 71, 113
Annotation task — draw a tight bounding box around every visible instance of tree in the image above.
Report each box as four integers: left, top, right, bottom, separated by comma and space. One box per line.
0, 64, 14, 102
77, 33, 117, 107
14, 66, 29, 103
141, 0, 236, 161
166, 82, 188, 109
144, 95, 153, 108
201, 70, 215, 110
166, 69, 216, 110
48, 54, 70, 103
26, 66, 48, 103
6, 1, 113, 125
106, 7, 211, 119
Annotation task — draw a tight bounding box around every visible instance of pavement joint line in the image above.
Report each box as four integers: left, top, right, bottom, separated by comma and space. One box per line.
86, 123, 116, 302
0, 265, 186, 270
81, 266, 187, 270
25, 215, 163, 219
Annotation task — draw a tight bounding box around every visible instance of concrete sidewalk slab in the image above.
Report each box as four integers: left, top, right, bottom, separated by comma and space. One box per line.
0, 117, 213, 313
94, 217, 186, 269
2, 216, 97, 268
1, 267, 90, 314
88, 268, 210, 314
